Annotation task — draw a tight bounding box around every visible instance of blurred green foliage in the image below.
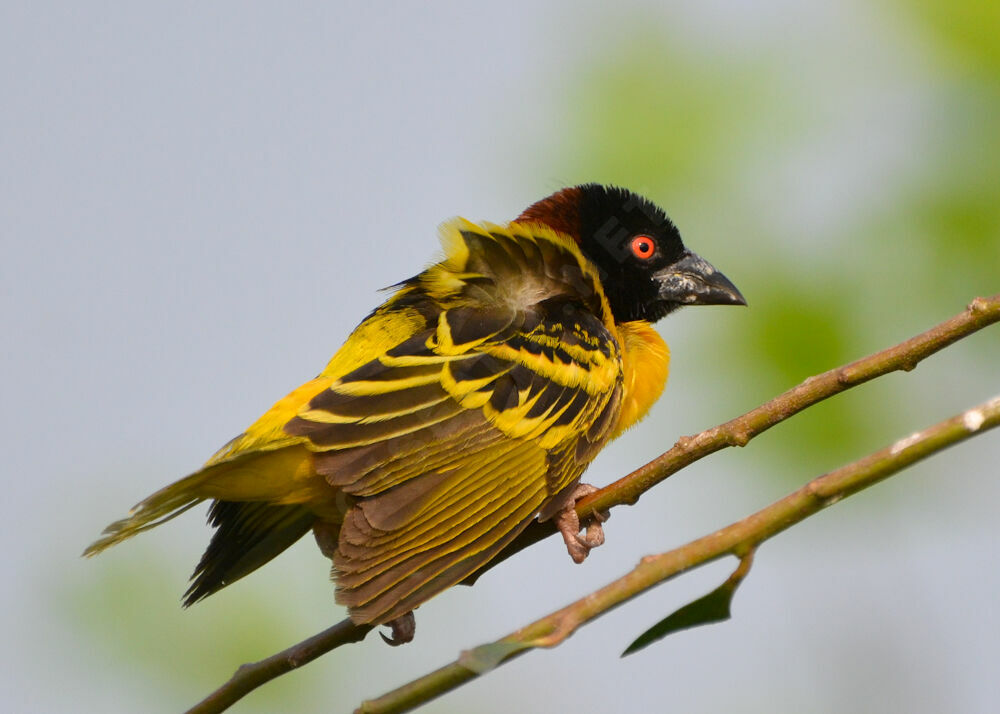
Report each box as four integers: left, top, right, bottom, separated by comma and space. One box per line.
904, 0, 1000, 75
560, 31, 774, 198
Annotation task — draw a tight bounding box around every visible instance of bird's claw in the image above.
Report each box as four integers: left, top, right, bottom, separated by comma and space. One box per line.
554, 483, 610, 564
379, 611, 416, 646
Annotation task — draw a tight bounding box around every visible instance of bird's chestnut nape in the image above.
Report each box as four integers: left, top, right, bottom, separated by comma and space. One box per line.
518, 183, 746, 323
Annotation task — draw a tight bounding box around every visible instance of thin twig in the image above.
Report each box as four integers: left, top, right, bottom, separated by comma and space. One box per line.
357, 393, 1000, 713
184, 620, 372, 714
187, 294, 1000, 713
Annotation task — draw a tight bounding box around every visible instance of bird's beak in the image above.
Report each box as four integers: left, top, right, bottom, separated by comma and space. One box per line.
653, 250, 747, 306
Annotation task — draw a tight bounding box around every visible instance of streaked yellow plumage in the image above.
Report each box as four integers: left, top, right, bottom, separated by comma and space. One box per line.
85, 184, 744, 633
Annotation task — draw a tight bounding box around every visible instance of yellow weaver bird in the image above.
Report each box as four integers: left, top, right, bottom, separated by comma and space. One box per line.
85, 184, 744, 643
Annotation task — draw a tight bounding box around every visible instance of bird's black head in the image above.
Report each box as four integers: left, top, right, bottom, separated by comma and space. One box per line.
517, 183, 746, 323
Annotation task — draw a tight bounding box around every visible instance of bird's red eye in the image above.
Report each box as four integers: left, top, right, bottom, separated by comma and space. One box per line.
630, 235, 656, 260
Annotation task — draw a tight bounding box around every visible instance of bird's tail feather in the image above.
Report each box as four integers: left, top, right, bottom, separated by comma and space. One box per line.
83, 445, 319, 559
84, 446, 323, 603
183, 501, 316, 605
82, 470, 209, 557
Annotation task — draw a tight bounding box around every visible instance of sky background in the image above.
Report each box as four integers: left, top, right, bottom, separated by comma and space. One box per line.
3, 2, 999, 712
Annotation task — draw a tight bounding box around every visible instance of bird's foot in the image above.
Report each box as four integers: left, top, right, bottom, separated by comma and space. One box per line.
380, 611, 416, 646
554, 483, 610, 564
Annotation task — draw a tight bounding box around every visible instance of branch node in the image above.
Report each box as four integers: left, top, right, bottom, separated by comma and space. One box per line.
528, 617, 575, 648
804, 478, 843, 508
728, 428, 751, 447
968, 296, 989, 314
963, 408, 986, 432
674, 435, 695, 450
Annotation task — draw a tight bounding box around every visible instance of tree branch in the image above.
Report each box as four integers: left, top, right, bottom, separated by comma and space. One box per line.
356, 392, 1000, 713
186, 294, 999, 713
184, 620, 371, 714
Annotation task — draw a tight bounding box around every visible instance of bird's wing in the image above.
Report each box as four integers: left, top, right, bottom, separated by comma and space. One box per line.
202, 300, 431, 468
286, 296, 624, 624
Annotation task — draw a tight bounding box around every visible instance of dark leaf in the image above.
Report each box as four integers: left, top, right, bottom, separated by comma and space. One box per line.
622, 551, 754, 657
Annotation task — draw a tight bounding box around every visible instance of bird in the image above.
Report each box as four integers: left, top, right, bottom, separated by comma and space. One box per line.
84, 183, 745, 644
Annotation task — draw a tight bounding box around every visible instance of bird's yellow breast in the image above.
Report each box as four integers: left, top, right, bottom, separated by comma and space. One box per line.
611, 320, 670, 440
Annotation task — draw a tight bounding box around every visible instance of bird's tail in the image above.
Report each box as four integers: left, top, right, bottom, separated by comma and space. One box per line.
182, 500, 317, 605
83, 469, 210, 557
84, 445, 329, 601
83, 445, 322, 558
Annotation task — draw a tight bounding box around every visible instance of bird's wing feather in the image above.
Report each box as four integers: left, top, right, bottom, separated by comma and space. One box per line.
284, 226, 625, 623
287, 303, 622, 496
203, 301, 429, 467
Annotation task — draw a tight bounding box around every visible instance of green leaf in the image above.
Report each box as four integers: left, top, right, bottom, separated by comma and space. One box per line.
458, 640, 532, 674
622, 552, 754, 657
